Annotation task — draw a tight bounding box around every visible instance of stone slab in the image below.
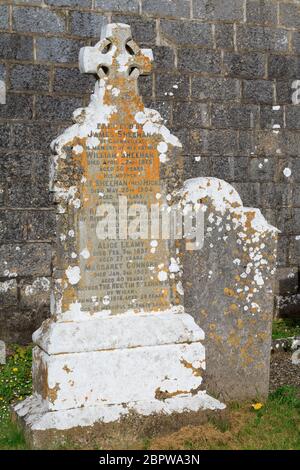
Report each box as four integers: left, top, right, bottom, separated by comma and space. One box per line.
182, 177, 278, 401
12, 393, 225, 449
33, 308, 204, 354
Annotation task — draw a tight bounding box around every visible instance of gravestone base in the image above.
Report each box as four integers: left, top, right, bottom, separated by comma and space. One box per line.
12, 397, 226, 450
12, 310, 225, 448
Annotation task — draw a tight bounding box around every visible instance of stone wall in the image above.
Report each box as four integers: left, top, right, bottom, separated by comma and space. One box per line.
0, 0, 299, 343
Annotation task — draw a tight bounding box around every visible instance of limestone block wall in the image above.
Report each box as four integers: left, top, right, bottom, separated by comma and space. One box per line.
0, 0, 299, 342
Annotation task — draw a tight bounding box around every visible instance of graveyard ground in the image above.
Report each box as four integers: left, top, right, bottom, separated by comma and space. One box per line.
0, 319, 299, 451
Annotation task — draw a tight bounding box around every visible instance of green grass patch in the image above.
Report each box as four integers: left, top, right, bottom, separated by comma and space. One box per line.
272, 318, 300, 339
0, 344, 32, 450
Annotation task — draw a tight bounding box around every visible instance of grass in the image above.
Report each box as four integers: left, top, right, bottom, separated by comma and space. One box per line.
0, 343, 299, 450
0, 344, 32, 450
147, 386, 300, 450
272, 318, 300, 340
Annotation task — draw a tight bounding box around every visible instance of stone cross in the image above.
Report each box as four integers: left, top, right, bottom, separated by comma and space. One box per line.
79, 23, 153, 80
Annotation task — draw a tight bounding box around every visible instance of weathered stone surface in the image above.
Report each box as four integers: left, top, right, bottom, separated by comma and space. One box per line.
36, 37, 84, 64
178, 49, 221, 74
10, 65, 50, 92
193, 0, 244, 21
0, 279, 18, 308
215, 24, 234, 49
0, 5, 9, 30
237, 26, 288, 53
14, 23, 224, 443
0, 341, 5, 365
69, 11, 106, 38
192, 77, 240, 101
95, 0, 139, 13
182, 177, 278, 400
12, 400, 226, 449
243, 80, 274, 104
13, 7, 66, 34
143, 0, 190, 18
160, 20, 213, 47
0, 243, 52, 277
0, 34, 33, 60
224, 52, 266, 78
246, 0, 277, 25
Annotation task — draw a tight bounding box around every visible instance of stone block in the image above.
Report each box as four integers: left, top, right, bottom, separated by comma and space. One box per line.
0, 151, 32, 179
143, 99, 172, 124
237, 26, 288, 52
0, 34, 33, 60
178, 49, 221, 74
192, 77, 240, 101
280, 3, 300, 29
260, 183, 290, 208
0, 93, 33, 120
274, 267, 299, 296
155, 72, 189, 99
260, 105, 284, 129
246, 0, 278, 25
232, 157, 249, 181
210, 156, 234, 180
0, 5, 9, 30
10, 64, 50, 92
95, 0, 138, 13
35, 96, 82, 121
53, 67, 95, 94
160, 20, 213, 47
69, 11, 106, 38
142, 0, 190, 18
173, 102, 210, 129
0, 124, 10, 149
111, 15, 156, 43
215, 24, 234, 49
291, 32, 300, 54
0, 279, 18, 308
285, 106, 300, 130
243, 80, 274, 104
268, 55, 300, 79
11, 123, 63, 152
152, 46, 175, 70
211, 104, 259, 129
45, 0, 92, 6
0, 243, 52, 277
195, 129, 239, 155
224, 52, 266, 79
19, 277, 51, 309
183, 155, 211, 180
193, 0, 244, 21
13, 6, 66, 34
138, 74, 153, 98
27, 210, 56, 240
233, 181, 260, 206
249, 158, 275, 181
0, 210, 27, 242
0, 308, 50, 345
36, 37, 85, 64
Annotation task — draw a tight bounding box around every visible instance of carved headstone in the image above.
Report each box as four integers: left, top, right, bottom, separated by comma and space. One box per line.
13, 23, 224, 447
182, 177, 278, 401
